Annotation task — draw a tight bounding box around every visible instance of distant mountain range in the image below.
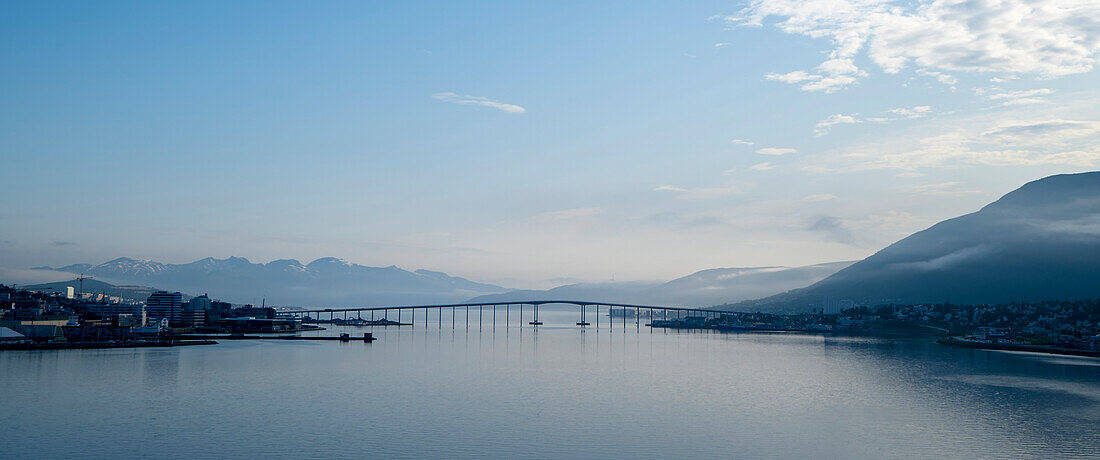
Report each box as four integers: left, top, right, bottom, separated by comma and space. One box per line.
34, 257, 506, 307
470, 262, 854, 307
730, 171, 1100, 313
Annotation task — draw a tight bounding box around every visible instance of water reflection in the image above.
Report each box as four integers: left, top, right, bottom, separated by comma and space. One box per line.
1, 324, 1098, 459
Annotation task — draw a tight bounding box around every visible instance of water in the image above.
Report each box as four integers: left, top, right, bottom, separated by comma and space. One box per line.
3, 306, 1099, 459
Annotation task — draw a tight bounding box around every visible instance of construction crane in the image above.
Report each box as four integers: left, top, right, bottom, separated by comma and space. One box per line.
76, 273, 93, 298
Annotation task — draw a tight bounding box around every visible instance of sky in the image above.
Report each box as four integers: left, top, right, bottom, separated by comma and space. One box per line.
2, 0, 1099, 288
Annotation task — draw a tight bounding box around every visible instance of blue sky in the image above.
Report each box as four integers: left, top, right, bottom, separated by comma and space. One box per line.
2, 0, 1099, 287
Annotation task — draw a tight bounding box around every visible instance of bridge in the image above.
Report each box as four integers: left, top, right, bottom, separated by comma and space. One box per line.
280, 300, 742, 330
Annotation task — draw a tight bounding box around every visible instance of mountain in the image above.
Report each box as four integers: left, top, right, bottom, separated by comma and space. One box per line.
36, 257, 506, 307
20, 279, 165, 303
469, 262, 854, 307
731, 171, 1100, 313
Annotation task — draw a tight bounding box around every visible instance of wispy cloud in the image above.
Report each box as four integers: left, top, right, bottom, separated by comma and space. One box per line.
803, 111, 1100, 173
814, 114, 860, 136
808, 216, 856, 245
802, 194, 838, 202
727, 0, 1100, 92
50, 241, 76, 246
654, 185, 687, 192
646, 212, 726, 229
756, 147, 796, 155
714, 42, 730, 49
750, 162, 775, 171
817, 106, 933, 135
730, 139, 755, 146
432, 92, 526, 113
532, 207, 603, 221
894, 182, 982, 197
916, 69, 957, 86
980, 120, 1100, 147
655, 185, 740, 199
976, 88, 1054, 106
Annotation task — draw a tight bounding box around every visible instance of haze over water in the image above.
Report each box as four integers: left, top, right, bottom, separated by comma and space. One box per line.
3, 312, 1099, 459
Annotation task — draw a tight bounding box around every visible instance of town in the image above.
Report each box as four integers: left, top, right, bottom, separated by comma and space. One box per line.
0, 283, 314, 348
649, 300, 1100, 354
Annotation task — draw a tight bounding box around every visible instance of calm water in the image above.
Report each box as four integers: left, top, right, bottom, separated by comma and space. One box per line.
3, 306, 1100, 459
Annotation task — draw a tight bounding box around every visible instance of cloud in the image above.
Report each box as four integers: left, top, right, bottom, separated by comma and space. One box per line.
655, 185, 740, 199
915, 69, 957, 86
756, 147, 796, 155
654, 185, 687, 192
805, 115, 1100, 172
894, 182, 982, 197
646, 212, 727, 229
980, 119, 1100, 146
432, 92, 526, 113
730, 139, 755, 145
976, 88, 1054, 106
884, 106, 932, 118
808, 216, 856, 245
750, 162, 775, 171
818, 106, 934, 135
50, 241, 76, 246
765, 66, 863, 92
714, 42, 730, 49
888, 245, 991, 272
814, 114, 860, 136
727, 0, 1100, 92
531, 207, 603, 222
765, 70, 819, 84
802, 194, 838, 202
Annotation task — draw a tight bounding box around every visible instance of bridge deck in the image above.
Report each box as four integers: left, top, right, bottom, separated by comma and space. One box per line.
283, 300, 739, 315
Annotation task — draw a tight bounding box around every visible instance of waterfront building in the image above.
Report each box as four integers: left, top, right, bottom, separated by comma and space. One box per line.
0, 326, 29, 343
178, 309, 205, 328
145, 291, 183, 325
188, 294, 213, 311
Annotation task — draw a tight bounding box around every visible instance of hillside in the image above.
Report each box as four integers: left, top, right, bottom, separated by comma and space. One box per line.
471, 262, 853, 307
729, 171, 1100, 313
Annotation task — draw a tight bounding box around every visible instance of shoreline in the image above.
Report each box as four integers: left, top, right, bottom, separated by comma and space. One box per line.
936, 338, 1100, 358
0, 340, 218, 351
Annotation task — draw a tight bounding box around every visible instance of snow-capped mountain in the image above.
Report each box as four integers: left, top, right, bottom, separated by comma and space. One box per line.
37, 256, 506, 307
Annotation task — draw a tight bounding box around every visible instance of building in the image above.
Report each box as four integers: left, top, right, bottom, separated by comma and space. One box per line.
0, 327, 30, 343
188, 294, 213, 311
82, 303, 143, 317
66, 286, 75, 299
146, 291, 183, 325
231, 306, 276, 319
178, 309, 205, 328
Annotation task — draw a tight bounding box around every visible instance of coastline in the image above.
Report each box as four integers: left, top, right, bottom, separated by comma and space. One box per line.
0, 340, 218, 351
936, 338, 1100, 358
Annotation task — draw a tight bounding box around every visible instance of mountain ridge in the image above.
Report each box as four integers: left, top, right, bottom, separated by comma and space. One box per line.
35, 256, 506, 307
470, 261, 855, 307
728, 171, 1100, 313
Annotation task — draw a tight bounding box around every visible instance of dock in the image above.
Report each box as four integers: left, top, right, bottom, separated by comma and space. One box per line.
172, 333, 376, 342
